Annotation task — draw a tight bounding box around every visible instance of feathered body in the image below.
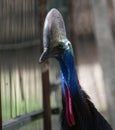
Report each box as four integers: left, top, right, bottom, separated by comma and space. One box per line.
39, 8, 113, 130
59, 46, 112, 130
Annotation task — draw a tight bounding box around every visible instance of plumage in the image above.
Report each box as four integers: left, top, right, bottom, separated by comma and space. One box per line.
39, 8, 113, 130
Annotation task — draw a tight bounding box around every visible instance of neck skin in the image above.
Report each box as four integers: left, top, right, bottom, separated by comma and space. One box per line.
58, 48, 83, 100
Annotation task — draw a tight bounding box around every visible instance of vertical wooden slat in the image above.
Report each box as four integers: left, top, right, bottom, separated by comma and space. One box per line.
42, 67, 51, 130
68, 0, 78, 64
0, 67, 2, 130
1, 69, 6, 121
39, 0, 52, 129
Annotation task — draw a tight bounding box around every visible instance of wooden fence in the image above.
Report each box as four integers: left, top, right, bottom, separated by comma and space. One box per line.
0, 0, 67, 130
0, 0, 115, 130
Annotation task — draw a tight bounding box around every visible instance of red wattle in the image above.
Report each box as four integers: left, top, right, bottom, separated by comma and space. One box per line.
65, 85, 75, 126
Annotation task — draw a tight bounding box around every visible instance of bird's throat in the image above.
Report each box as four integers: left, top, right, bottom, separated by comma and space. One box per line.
59, 49, 83, 98
59, 49, 84, 126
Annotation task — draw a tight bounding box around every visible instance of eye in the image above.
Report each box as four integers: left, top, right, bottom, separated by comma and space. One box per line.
67, 42, 71, 47
66, 41, 71, 48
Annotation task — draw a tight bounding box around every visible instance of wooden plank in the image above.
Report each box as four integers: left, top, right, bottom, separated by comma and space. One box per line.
42, 65, 51, 130
25, 54, 30, 113
3, 107, 59, 130
67, 0, 78, 63
0, 68, 3, 130
3, 110, 43, 130
34, 51, 43, 110
1, 68, 6, 121
0, 0, 39, 43
0, 39, 40, 50
4, 69, 11, 120
10, 65, 17, 118
38, 0, 52, 129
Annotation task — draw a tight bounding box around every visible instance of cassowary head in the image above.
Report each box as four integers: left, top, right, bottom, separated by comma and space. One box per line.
39, 8, 72, 63
39, 8, 83, 128
39, 8, 76, 127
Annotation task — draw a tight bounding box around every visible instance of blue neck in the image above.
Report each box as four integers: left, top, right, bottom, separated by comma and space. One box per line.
58, 48, 83, 99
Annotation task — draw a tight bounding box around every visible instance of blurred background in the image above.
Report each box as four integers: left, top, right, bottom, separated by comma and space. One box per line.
0, 0, 115, 130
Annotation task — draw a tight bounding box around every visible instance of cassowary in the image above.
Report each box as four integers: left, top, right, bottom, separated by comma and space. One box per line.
39, 8, 113, 130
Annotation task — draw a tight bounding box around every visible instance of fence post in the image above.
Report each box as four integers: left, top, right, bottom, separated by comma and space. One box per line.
38, 0, 52, 129
42, 64, 51, 130
68, 0, 78, 64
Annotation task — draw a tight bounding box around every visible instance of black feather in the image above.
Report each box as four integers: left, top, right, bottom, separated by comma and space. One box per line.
60, 90, 112, 130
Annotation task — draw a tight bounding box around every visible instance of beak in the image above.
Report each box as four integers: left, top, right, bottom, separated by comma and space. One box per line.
39, 48, 48, 63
